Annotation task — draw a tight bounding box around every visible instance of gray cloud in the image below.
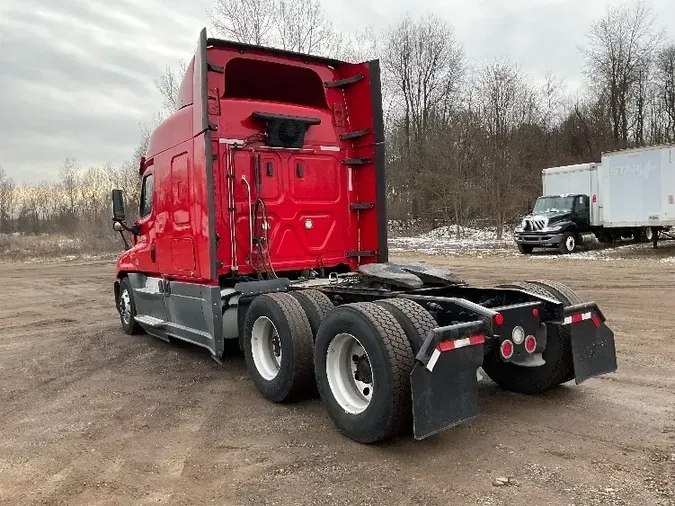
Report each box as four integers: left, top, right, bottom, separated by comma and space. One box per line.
0, 0, 210, 182
1, 0, 675, 182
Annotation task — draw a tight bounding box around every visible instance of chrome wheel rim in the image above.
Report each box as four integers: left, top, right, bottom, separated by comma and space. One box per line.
325, 333, 373, 414
566, 235, 576, 251
251, 316, 282, 380
119, 289, 131, 325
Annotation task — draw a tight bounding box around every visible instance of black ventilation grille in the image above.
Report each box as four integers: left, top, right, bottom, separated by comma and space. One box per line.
251, 111, 321, 149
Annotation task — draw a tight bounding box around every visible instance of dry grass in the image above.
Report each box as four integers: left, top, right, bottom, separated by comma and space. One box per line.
0, 233, 120, 263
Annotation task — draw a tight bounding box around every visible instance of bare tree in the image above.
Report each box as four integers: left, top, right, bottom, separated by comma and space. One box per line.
208, 0, 276, 45
477, 59, 539, 238
154, 60, 189, 115
0, 166, 16, 233
581, 0, 664, 146
59, 157, 78, 219
208, 0, 340, 56
654, 44, 675, 141
382, 14, 464, 218
275, 0, 338, 54
384, 14, 464, 138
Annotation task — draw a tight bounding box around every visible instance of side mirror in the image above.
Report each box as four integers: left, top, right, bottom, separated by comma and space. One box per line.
112, 189, 126, 222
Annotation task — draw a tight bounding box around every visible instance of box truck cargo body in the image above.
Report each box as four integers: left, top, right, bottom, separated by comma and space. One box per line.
601, 145, 675, 228
542, 163, 602, 226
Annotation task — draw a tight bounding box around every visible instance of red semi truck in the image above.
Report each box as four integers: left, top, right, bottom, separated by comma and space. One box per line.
111, 28, 618, 443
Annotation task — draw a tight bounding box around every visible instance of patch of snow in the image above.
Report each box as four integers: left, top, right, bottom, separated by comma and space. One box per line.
389, 225, 514, 256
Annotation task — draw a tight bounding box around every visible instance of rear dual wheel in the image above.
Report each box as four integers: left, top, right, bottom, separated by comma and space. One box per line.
314, 299, 434, 443
243, 293, 316, 403
483, 280, 582, 394
243, 293, 435, 443
243, 289, 334, 403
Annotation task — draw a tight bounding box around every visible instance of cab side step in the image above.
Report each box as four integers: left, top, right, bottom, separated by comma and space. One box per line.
134, 315, 167, 328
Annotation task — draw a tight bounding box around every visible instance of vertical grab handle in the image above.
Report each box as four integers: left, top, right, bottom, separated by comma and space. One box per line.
241, 175, 254, 263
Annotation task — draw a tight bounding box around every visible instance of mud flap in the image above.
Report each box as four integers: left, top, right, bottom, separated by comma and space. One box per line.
569, 319, 617, 384
410, 345, 482, 440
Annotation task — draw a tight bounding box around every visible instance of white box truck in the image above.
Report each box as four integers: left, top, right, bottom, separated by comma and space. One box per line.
513, 147, 674, 254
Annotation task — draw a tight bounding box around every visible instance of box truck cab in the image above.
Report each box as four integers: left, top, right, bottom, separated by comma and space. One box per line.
515, 193, 592, 254
515, 163, 599, 254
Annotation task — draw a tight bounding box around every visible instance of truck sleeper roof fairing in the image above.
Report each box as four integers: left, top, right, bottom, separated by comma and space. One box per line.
206, 37, 345, 67
146, 28, 387, 284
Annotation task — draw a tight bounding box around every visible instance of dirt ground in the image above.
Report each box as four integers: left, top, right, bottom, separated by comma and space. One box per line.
0, 250, 674, 506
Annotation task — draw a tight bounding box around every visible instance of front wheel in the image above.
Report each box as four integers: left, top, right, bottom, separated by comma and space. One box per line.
518, 243, 534, 254
559, 232, 577, 254
117, 278, 142, 335
314, 302, 415, 444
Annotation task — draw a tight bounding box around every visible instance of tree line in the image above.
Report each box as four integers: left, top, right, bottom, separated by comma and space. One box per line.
1, 0, 674, 242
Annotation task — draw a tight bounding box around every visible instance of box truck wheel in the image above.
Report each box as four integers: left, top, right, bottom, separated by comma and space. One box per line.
483, 281, 575, 394
314, 302, 415, 443
633, 227, 653, 243
559, 232, 577, 254
243, 293, 315, 403
117, 277, 142, 335
518, 244, 534, 254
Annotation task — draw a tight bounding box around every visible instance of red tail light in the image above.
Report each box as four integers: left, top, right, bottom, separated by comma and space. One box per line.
494, 313, 504, 326
500, 339, 514, 359
524, 335, 537, 353
532, 308, 539, 317
591, 313, 601, 328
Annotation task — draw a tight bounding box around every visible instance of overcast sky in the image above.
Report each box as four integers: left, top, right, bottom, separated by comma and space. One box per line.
1, 0, 674, 182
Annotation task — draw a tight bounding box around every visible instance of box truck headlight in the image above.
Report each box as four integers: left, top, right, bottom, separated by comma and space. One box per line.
546, 225, 562, 232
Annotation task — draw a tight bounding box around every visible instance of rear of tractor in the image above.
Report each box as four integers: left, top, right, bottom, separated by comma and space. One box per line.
238, 264, 617, 443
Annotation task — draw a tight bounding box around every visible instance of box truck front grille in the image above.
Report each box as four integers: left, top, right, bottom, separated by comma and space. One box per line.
525, 218, 546, 231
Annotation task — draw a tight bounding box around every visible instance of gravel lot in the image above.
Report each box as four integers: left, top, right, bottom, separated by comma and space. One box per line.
0, 248, 673, 505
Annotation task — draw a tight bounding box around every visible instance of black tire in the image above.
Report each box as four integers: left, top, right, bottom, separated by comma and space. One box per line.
482, 281, 575, 394
518, 243, 534, 254
633, 227, 653, 243
374, 298, 437, 354
527, 279, 584, 305
498, 281, 557, 300
527, 280, 585, 383
289, 289, 334, 340
243, 293, 315, 403
117, 277, 142, 335
314, 302, 415, 443
559, 232, 577, 254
